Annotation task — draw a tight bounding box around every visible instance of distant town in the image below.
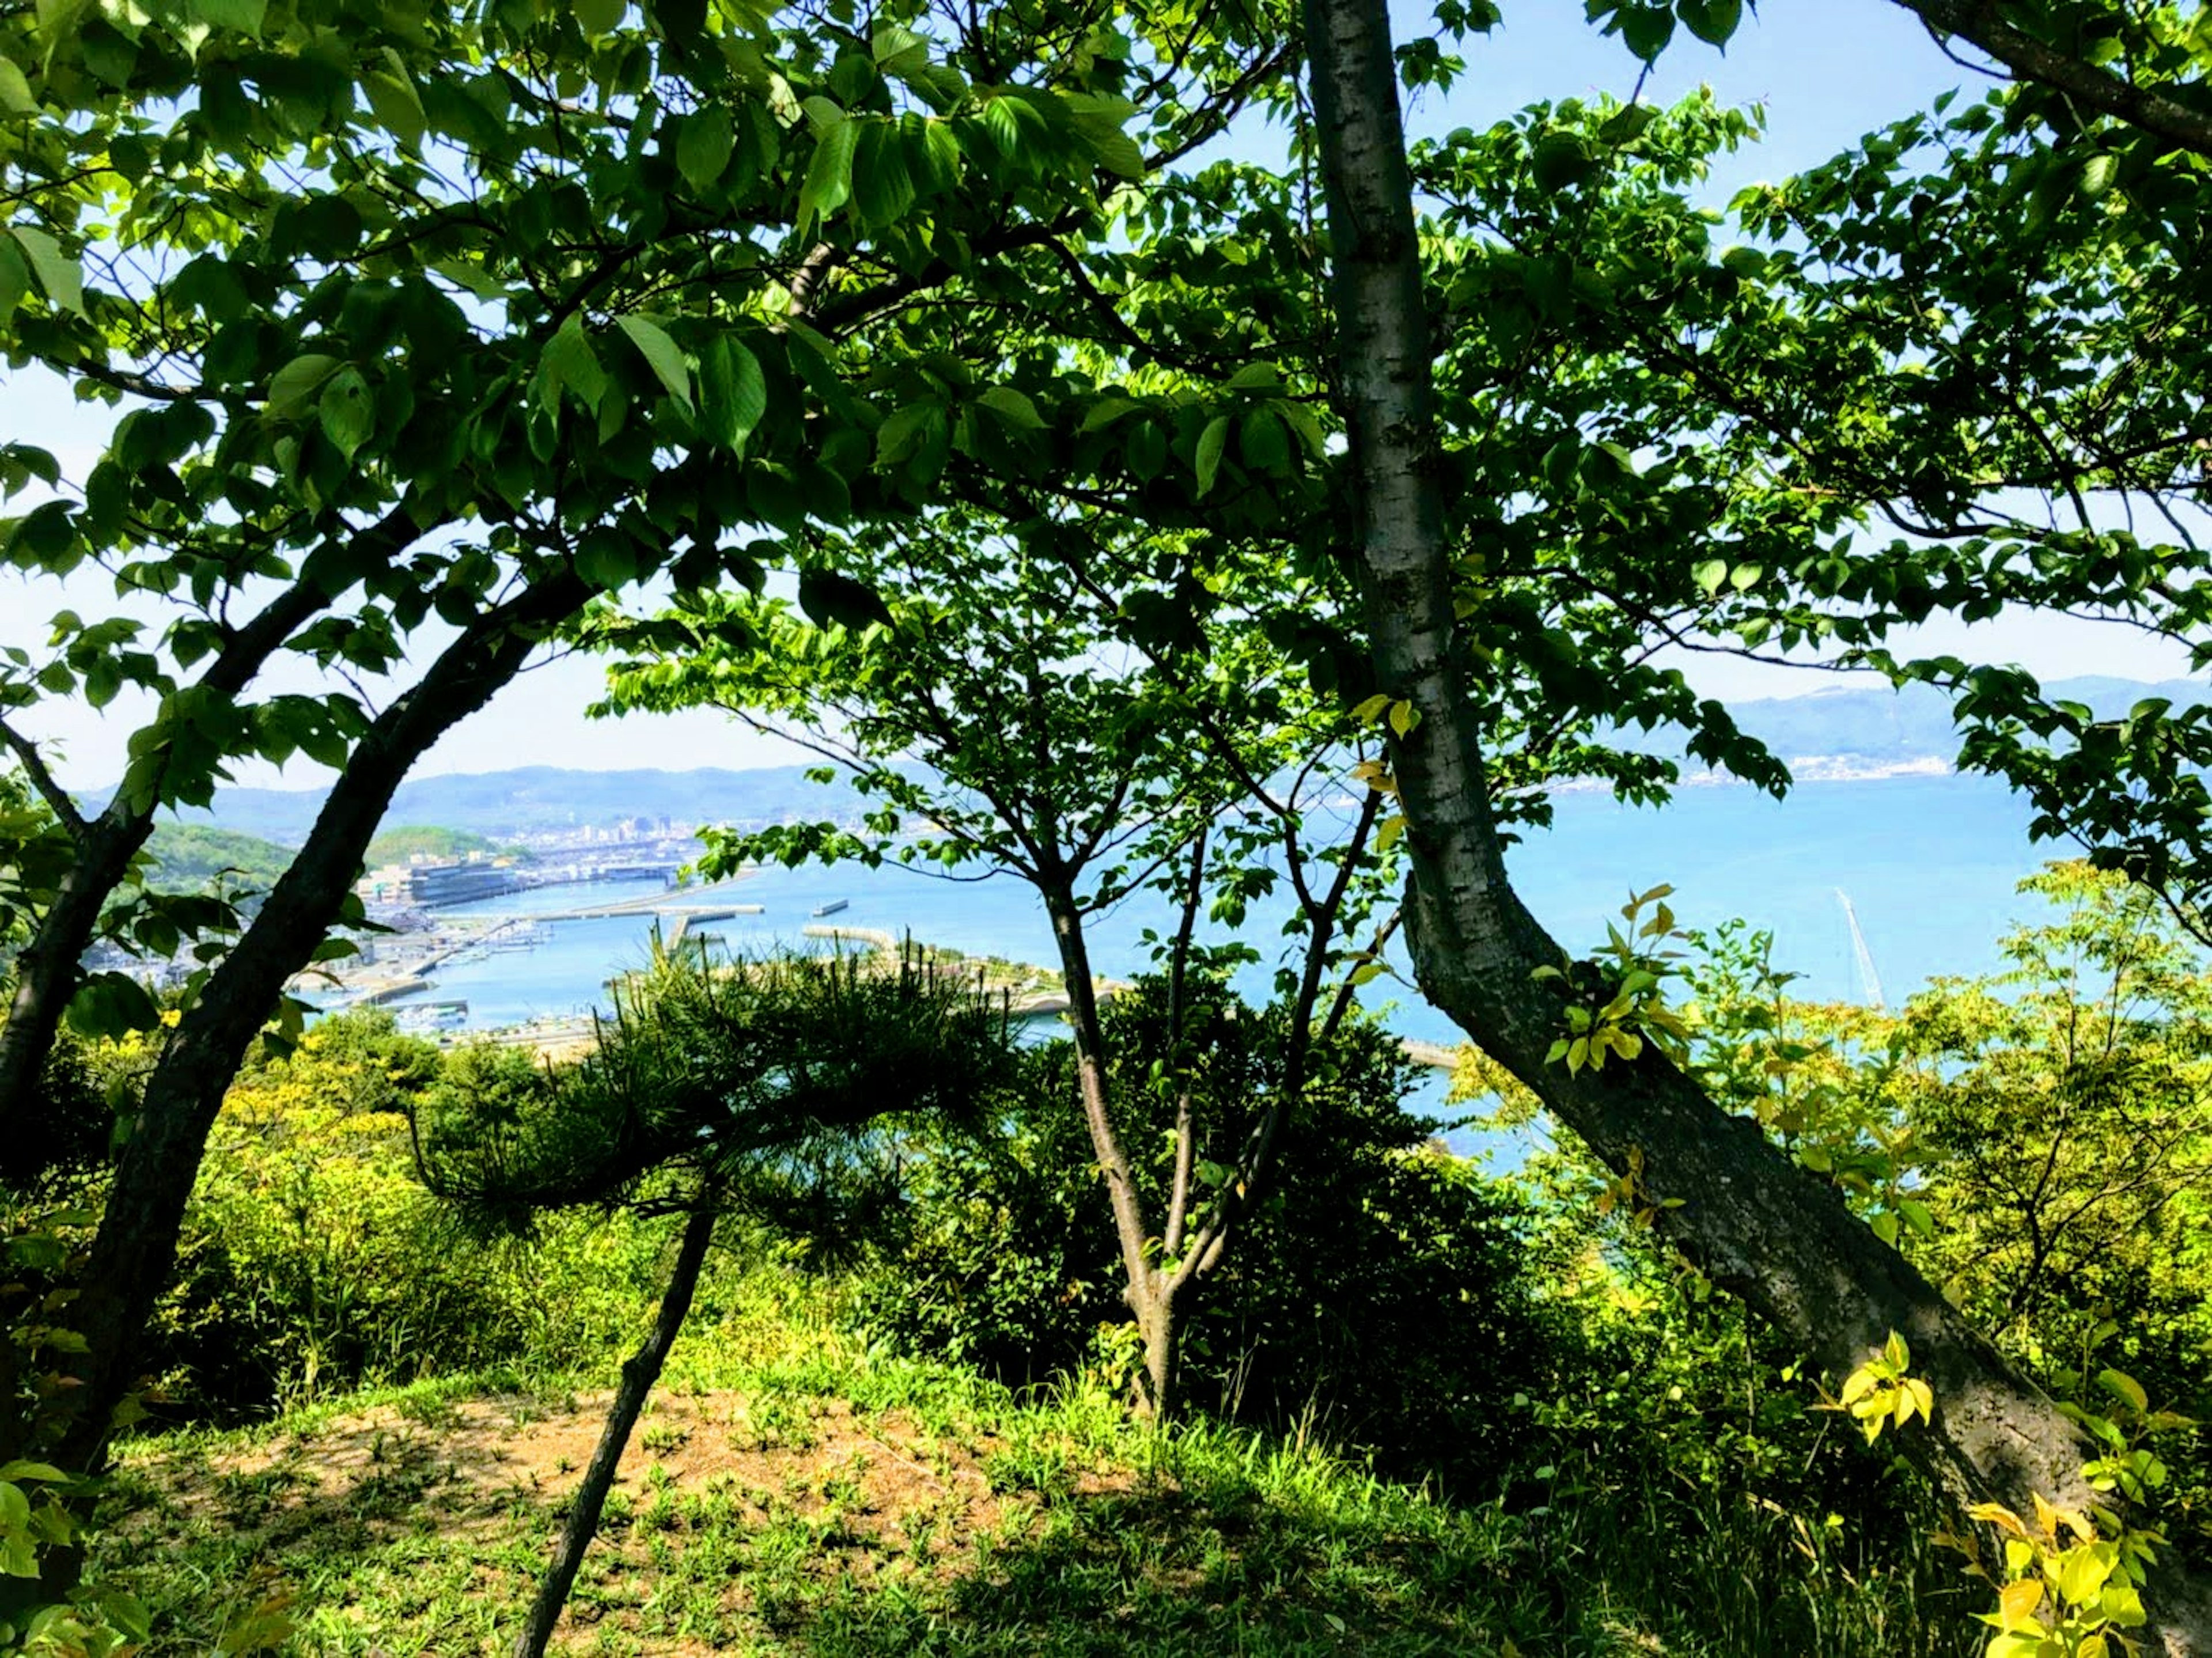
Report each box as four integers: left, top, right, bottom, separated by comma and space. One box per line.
352, 818, 705, 913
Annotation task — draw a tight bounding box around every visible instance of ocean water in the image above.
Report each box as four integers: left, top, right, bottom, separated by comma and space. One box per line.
388, 773, 2052, 1105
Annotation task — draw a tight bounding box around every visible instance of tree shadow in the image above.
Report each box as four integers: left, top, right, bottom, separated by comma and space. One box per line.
766, 1475, 1565, 1657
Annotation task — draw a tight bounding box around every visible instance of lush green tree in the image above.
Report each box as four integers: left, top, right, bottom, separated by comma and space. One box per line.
1, 0, 1277, 1484
361, 825, 517, 866
1300, 0, 2212, 1645
594, 514, 1404, 1416
863, 973, 1551, 1480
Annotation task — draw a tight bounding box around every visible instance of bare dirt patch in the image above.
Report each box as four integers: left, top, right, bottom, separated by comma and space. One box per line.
158, 1388, 1027, 1558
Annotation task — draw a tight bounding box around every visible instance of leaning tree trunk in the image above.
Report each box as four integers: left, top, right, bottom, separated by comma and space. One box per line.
54, 570, 586, 1481
0, 509, 425, 1135
512, 1204, 717, 1658
1296, 0, 2212, 1648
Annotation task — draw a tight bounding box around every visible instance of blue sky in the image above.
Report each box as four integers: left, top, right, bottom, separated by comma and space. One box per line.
1, 1, 2196, 789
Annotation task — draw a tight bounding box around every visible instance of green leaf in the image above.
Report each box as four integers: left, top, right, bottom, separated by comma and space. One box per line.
974, 386, 1044, 430
853, 120, 916, 226
2097, 1368, 2149, 1414
1615, 2, 1675, 60
0, 1463, 64, 1486
799, 116, 859, 229
574, 526, 639, 591
184, 0, 267, 33
876, 399, 945, 468
575, 0, 624, 34
1194, 414, 1230, 495
1240, 407, 1287, 472
361, 57, 427, 149
1080, 396, 1140, 434
697, 334, 766, 452
1691, 557, 1726, 595
616, 314, 692, 410
0, 236, 28, 320
8, 226, 81, 316
1531, 132, 1599, 192
676, 107, 734, 191
1676, 0, 1741, 47
266, 353, 343, 418
798, 567, 892, 631
0, 56, 33, 115
541, 318, 608, 414
317, 366, 373, 459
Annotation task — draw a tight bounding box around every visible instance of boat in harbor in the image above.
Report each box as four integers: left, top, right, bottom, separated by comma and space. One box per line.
811, 898, 850, 917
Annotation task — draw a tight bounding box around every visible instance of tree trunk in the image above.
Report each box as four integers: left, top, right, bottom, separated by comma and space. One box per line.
55, 570, 586, 1478
0, 509, 425, 1137
1296, 0, 2212, 1648
1039, 882, 1178, 1418
0, 818, 154, 1145
512, 1203, 717, 1658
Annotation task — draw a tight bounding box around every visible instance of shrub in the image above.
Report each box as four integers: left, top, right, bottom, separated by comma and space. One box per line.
856, 976, 1554, 1482
146, 1014, 669, 1420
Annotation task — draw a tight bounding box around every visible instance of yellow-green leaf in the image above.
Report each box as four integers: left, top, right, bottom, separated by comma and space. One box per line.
361, 59, 427, 149
0, 56, 33, 114
1995, 1576, 2043, 1630
2096, 1368, 2148, 1414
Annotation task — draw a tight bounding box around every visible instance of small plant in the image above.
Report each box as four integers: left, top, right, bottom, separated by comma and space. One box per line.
1946, 1493, 2155, 1658
1821, 1330, 1935, 1445
1539, 885, 1692, 1076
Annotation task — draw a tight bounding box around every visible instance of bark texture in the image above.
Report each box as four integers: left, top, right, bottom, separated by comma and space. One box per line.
513, 1204, 717, 1658
56, 568, 583, 1477
1298, 0, 2212, 1647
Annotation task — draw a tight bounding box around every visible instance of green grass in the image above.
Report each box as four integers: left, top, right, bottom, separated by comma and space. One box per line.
93, 1270, 1978, 1657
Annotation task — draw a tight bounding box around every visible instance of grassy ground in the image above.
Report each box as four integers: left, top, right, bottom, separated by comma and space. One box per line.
94, 1272, 1976, 1657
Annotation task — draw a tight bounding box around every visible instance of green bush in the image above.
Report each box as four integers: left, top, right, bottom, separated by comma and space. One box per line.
856, 977, 1554, 1481
146, 1014, 672, 1420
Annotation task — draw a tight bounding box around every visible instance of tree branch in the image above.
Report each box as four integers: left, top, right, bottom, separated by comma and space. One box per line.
1891, 0, 2212, 158
0, 716, 88, 840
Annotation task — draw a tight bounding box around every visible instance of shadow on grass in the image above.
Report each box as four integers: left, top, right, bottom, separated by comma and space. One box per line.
92, 1384, 1984, 1658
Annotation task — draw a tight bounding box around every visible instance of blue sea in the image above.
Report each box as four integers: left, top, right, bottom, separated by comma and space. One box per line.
388, 773, 2054, 1106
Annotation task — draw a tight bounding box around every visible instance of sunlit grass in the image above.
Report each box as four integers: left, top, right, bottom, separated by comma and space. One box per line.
95, 1265, 1976, 1657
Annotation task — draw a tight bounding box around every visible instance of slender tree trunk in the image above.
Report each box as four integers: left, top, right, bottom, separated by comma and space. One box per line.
55, 570, 586, 1479
1039, 881, 1178, 1417
1297, 0, 2212, 1648
513, 1204, 716, 1658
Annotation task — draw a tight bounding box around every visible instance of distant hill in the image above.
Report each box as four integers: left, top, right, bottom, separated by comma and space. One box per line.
1669, 676, 2207, 769
135, 677, 2208, 845
144, 823, 294, 891
157, 765, 872, 847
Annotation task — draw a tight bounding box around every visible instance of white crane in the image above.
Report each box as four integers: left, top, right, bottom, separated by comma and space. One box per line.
1836, 889, 1886, 1010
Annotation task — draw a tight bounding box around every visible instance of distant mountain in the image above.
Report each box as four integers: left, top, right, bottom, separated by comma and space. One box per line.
1677, 676, 2207, 769
156, 765, 872, 846
136, 677, 2209, 845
